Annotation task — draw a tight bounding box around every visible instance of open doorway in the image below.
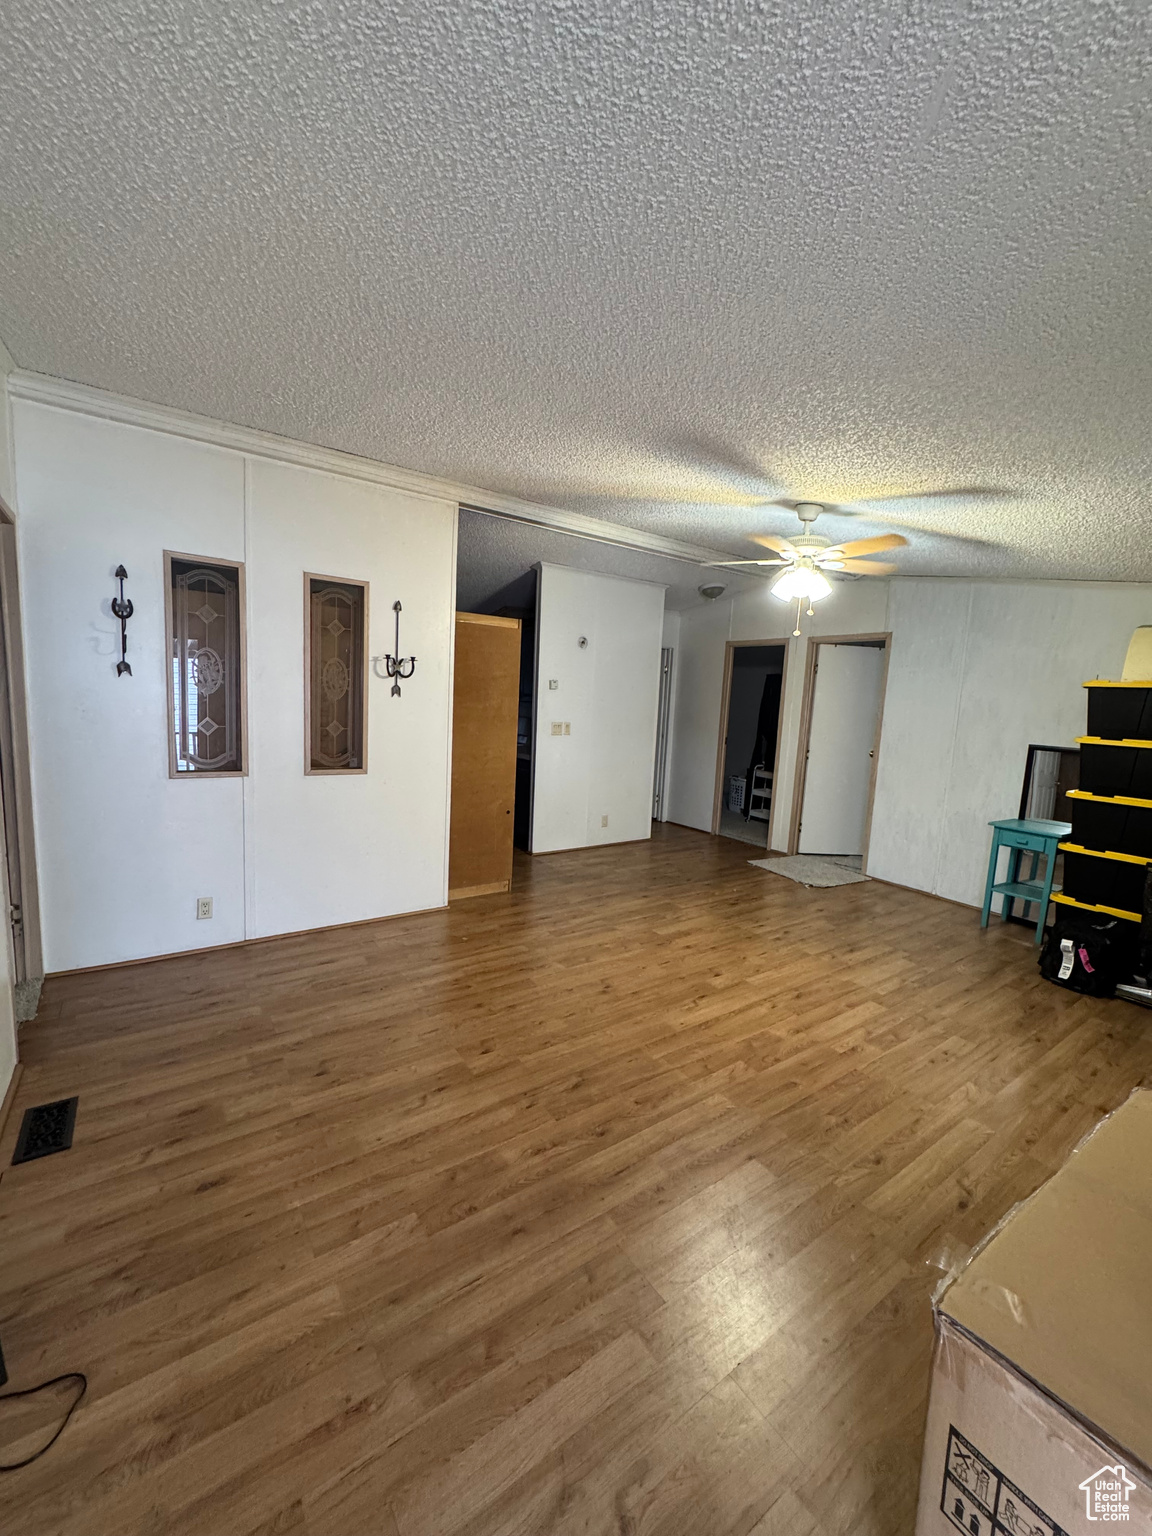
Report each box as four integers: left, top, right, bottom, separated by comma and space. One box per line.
505, 572, 537, 851
711, 642, 787, 849
790, 634, 890, 868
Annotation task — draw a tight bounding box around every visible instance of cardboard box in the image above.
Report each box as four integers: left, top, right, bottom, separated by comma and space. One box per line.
916, 1090, 1152, 1535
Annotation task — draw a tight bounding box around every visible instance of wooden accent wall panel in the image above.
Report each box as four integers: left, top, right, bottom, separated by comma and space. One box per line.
449, 613, 521, 899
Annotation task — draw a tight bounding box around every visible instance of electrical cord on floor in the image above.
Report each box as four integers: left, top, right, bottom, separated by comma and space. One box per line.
0, 1373, 87, 1470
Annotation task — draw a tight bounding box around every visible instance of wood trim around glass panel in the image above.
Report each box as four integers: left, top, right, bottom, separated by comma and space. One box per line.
304, 573, 369, 776
164, 551, 249, 779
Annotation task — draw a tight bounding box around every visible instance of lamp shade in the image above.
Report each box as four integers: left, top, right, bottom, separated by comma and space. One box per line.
771, 566, 832, 603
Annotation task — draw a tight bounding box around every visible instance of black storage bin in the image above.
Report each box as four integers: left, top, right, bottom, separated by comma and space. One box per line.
1061, 850, 1149, 914
1070, 795, 1152, 857
1078, 741, 1152, 799
1086, 686, 1152, 742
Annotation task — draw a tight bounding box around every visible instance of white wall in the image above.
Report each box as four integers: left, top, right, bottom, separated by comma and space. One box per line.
665, 580, 891, 847
667, 572, 1152, 906
869, 579, 1152, 907
244, 457, 455, 936
13, 398, 456, 972
531, 563, 665, 853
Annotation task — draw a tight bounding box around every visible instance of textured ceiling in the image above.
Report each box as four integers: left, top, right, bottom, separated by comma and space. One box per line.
1, 1, 1150, 580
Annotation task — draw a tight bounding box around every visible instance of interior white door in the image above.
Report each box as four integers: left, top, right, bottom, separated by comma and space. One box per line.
798, 644, 886, 856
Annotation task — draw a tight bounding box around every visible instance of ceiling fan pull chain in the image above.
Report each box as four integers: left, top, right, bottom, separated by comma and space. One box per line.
794, 597, 803, 637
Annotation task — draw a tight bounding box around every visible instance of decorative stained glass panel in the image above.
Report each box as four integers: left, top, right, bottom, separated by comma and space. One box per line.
167, 554, 246, 775
307, 576, 367, 772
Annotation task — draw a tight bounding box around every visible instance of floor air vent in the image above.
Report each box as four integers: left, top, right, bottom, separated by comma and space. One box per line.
11, 1097, 78, 1165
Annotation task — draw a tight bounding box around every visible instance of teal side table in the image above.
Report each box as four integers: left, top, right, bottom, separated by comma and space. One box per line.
980, 818, 1071, 944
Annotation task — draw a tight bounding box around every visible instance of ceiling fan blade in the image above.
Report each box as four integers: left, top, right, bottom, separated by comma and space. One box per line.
750, 534, 797, 556
834, 558, 899, 576
822, 533, 908, 559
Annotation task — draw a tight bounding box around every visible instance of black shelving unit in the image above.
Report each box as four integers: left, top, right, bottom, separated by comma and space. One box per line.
1056, 682, 1152, 929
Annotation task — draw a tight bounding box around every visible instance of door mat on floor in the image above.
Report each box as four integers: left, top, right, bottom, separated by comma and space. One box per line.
14, 976, 42, 1024
748, 855, 870, 887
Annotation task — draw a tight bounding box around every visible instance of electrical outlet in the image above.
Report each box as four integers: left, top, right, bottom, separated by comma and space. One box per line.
196, 897, 213, 920
551, 721, 563, 736
601, 815, 609, 828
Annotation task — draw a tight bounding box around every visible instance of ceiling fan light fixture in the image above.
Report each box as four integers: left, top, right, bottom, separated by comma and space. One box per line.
771, 566, 832, 604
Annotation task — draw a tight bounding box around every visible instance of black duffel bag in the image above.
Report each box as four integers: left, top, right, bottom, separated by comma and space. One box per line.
1039, 911, 1136, 997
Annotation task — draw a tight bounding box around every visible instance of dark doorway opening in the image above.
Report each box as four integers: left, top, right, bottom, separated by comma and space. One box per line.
716, 644, 786, 849
487, 570, 537, 851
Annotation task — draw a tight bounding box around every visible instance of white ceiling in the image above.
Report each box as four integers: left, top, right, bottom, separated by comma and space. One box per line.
1, 1, 1150, 581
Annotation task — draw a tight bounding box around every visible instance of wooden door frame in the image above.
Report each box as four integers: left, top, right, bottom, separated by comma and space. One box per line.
0, 496, 42, 981
710, 637, 790, 847
786, 631, 892, 868
652, 645, 674, 821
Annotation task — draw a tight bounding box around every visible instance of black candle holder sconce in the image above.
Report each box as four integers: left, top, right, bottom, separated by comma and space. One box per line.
372, 601, 416, 697
111, 565, 133, 677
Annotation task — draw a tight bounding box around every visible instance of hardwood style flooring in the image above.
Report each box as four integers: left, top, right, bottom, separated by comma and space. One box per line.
1, 824, 1149, 1536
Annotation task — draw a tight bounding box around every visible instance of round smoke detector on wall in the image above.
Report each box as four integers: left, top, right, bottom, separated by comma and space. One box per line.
698, 583, 727, 601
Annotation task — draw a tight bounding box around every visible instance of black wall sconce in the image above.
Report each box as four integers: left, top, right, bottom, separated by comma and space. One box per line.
384, 601, 416, 697
373, 601, 417, 697
111, 565, 133, 677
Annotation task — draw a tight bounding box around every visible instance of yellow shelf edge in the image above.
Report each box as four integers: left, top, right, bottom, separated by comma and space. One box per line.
1051, 892, 1141, 924
1082, 679, 1152, 689
1076, 736, 1152, 748
1059, 841, 1152, 867
1067, 789, 1152, 809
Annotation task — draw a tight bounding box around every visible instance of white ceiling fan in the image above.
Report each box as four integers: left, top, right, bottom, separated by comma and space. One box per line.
706, 502, 908, 634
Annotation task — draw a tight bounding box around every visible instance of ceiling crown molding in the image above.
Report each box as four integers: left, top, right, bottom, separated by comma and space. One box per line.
7, 370, 732, 567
